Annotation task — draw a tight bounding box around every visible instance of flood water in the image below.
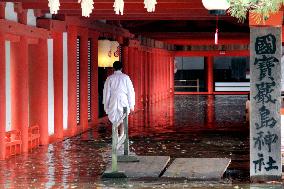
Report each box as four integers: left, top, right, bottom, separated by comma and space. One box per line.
0, 95, 283, 188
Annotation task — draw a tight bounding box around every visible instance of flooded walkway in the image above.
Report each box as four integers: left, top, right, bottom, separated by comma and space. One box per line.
0, 95, 282, 188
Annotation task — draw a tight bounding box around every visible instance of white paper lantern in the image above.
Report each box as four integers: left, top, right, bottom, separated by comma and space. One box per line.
113, 0, 124, 15
144, 0, 157, 12
98, 40, 112, 67
48, 0, 60, 14
78, 0, 94, 17
110, 41, 120, 64
202, 0, 230, 15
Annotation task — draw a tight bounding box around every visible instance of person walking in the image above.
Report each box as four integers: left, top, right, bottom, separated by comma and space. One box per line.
103, 61, 135, 124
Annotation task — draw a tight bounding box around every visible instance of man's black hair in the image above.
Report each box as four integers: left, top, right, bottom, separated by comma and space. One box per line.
113, 61, 123, 71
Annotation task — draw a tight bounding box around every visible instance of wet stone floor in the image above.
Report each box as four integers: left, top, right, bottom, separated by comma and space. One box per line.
0, 95, 283, 188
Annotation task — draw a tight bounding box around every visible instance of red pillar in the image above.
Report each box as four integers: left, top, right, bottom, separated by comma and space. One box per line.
153, 50, 157, 103
122, 46, 129, 74
11, 36, 29, 152
0, 34, 6, 159
149, 51, 154, 104
168, 55, 171, 97
67, 26, 78, 136
142, 51, 147, 107
90, 33, 99, 125
133, 48, 139, 110
128, 47, 134, 88
157, 49, 164, 101
52, 32, 63, 139
79, 30, 89, 132
206, 56, 214, 94
139, 50, 144, 109
29, 39, 49, 145
170, 56, 174, 95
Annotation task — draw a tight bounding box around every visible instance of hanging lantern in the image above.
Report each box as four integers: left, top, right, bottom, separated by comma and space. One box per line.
202, 0, 229, 45
201, 0, 230, 15
48, 0, 60, 14
98, 40, 112, 68
78, 0, 94, 17
110, 41, 120, 64
113, 0, 124, 15
144, 0, 157, 12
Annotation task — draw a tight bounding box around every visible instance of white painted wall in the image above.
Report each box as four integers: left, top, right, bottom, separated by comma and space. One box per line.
48, 39, 54, 135
5, 41, 11, 132
63, 32, 68, 130
27, 9, 36, 26
5, 2, 18, 22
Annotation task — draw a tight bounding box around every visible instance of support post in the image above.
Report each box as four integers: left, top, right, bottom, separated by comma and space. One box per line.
123, 107, 129, 155
79, 29, 89, 132
0, 34, 6, 159
11, 36, 29, 152
67, 25, 78, 136
52, 32, 63, 139
90, 32, 99, 124
29, 38, 49, 145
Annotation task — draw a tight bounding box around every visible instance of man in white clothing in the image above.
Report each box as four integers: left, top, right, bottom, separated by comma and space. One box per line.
103, 61, 135, 124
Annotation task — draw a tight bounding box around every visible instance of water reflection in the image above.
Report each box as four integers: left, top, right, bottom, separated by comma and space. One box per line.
0, 95, 254, 187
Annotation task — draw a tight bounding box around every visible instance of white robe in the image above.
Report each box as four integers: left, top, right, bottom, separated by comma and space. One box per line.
103, 70, 135, 124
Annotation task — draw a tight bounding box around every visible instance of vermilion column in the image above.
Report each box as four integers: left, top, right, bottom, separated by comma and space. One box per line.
90, 33, 99, 125
168, 56, 171, 96
139, 50, 144, 109
67, 25, 78, 136
159, 52, 163, 100
145, 51, 150, 106
149, 51, 154, 104
155, 50, 159, 102
52, 32, 63, 139
153, 50, 157, 103
127, 47, 134, 106
122, 46, 129, 74
206, 56, 214, 94
142, 51, 147, 107
29, 39, 49, 145
79, 30, 89, 132
160, 51, 163, 100
128, 47, 134, 88
133, 48, 139, 110
0, 34, 6, 159
12, 36, 29, 152
170, 56, 174, 96
164, 53, 167, 98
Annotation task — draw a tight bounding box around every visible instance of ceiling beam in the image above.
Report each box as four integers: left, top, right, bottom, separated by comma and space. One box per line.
140, 32, 249, 39
163, 38, 249, 45
9, 0, 204, 3
173, 50, 249, 57
22, 2, 205, 10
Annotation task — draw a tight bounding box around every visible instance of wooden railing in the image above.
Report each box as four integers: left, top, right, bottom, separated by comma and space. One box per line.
174, 79, 200, 92
5, 130, 22, 157
28, 125, 40, 151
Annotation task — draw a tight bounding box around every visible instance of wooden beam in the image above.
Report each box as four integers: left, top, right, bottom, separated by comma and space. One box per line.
162, 38, 249, 45
22, 2, 205, 10
139, 32, 249, 45
0, 19, 50, 39
173, 50, 249, 57
9, 0, 205, 4
63, 16, 134, 38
